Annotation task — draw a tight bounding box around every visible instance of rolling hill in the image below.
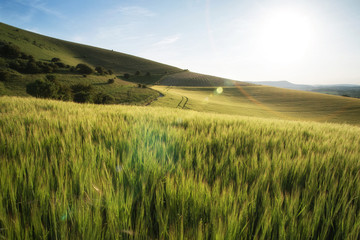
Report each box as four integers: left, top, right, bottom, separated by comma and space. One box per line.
0, 22, 180, 75
1, 22, 360, 125
151, 84, 360, 125
157, 70, 248, 86
0, 22, 183, 104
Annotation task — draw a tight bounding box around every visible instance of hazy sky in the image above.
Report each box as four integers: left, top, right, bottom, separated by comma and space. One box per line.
1, 0, 360, 85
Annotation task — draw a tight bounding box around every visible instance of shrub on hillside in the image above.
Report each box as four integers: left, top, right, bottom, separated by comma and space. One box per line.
26, 60, 42, 74
8, 59, 27, 72
94, 92, 115, 104
0, 43, 21, 59
108, 78, 115, 84
123, 73, 130, 79
137, 83, 147, 88
26, 78, 73, 101
54, 62, 66, 68
76, 63, 93, 74
145, 72, 151, 77
57, 85, 72, 101
26, 80, 58, 98
108, 69, 113, 75
95, 66, 107, 75
135, 70, 140, 76
46, 75, 56, 82
73, 91, 92, 103
0, 69, 11, 82
71, 83, 93, 93
51, 57, 61, 62
71, 83, 93, 103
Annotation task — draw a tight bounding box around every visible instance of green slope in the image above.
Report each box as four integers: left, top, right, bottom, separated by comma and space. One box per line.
0, 22, 182, 104
151, 85, 360, 125
157, 70, 248, 86
0, 22, 180, 75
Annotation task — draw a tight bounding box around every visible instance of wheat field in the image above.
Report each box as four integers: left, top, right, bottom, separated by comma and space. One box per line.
1, 96, 360, 239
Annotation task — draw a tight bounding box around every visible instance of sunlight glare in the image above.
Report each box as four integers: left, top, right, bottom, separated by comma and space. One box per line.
256, 8, 314, 64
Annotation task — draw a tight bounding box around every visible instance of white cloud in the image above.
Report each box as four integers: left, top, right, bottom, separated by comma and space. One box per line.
154, 34, 181, 46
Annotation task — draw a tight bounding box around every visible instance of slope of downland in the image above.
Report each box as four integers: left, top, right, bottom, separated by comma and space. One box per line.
1, 96, 360, 239
151, 85, 360, 125
158, 70, 249, 86
0, 22, 181, 104
0, 22, 180, 75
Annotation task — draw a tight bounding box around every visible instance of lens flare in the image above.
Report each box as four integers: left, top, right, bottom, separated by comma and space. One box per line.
216, 87, 223, 94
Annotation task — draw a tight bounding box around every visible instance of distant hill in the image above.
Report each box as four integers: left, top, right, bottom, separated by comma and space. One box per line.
158, 70, 251, 86
251, 80, 313, 91
251, 80, 360, 98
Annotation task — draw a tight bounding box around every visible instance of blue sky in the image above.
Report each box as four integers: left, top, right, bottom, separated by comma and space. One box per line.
1, 0, 360, 85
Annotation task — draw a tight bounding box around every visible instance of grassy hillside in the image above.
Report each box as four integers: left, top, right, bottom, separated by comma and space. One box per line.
0, 22, 180, 75
0, 22, 182, 104
158, 70, 247, 86
151, 85, 360, 125
1, 96, 360, 239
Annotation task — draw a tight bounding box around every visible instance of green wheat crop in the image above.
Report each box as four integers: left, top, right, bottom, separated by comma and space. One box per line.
0, 96, 360, 239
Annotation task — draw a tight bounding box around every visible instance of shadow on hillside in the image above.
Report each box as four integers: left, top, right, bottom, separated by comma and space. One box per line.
92, 82, 108, 86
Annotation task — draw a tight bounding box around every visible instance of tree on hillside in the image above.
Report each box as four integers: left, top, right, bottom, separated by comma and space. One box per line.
94, 92, 114, 104
51, 57, 61, 62
71, 83, 93, 103
26, 80, 58, 98
76, 63, 93, 74
123, 73, 130, 79
95, 66, 107, 75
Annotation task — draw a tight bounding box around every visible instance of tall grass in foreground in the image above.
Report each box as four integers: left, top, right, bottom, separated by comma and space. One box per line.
0, 96, 360, 239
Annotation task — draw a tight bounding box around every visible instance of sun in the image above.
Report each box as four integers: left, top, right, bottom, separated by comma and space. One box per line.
256, 8, 314, 64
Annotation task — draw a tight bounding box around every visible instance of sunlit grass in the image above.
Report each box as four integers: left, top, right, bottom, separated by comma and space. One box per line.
0, 96, 360, 239
151, 85, 360, 125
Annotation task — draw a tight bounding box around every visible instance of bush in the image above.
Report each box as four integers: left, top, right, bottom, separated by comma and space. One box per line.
1, 43, 21, 59
0, 69, 11, 82
145, 72, 151, 77
25, 61, 42, 74
71, 83, 93, 103
108, 79, 115, 84
108, 69, 113, 75
46, 75, 56, 82
137, 84, 147, 88
26, 80, 58, 98
51, 57, 61, 62
26, 78, 72, 101
8, 59, 27, 72
94, 92, 114, 104
57, 85, 72, 101
135, 70, 140, 76
123, 73, 130, 79
55, 62, 66, 68
73, 91, 92, 103
95, 66, 106, 75
71, 83, 92, 93
76, 63, 93, 74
